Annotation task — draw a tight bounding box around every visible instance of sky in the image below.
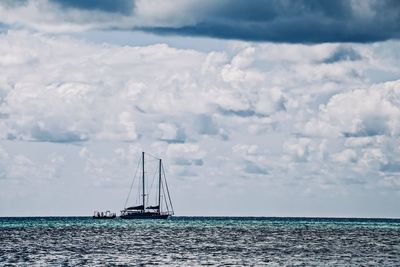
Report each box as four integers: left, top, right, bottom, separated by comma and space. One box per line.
0, 0, 400, 217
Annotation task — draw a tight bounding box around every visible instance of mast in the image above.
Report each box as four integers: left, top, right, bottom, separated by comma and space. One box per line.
142, 151, 145, 212
158, 159, 162, 214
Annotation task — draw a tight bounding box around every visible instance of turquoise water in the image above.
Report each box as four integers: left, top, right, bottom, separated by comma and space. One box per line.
1, 217, 400, 265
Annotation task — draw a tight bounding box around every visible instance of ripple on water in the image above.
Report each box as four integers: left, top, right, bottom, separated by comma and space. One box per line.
0, 217, 400, 265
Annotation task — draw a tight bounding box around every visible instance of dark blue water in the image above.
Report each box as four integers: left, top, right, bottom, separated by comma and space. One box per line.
1, 217, 399, 265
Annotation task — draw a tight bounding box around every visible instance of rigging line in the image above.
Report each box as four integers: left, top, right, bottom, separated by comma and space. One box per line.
162, 163, 174, 214
146, 167, 158, 205
161, 178, 170, 213
145, 157, 158, 163
158, 169, 169, 213
124, 157, 141, 209
145, 152, 161, 160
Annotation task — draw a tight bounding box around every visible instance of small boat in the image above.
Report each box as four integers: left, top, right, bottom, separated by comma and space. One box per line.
93, 210, 116, 219
120, 152, 174, 219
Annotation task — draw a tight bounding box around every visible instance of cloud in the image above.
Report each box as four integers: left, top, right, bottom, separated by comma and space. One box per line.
332, 149, 358, 164
139, 0, 400, 43
192, 114, 219, 135
1, 31, 312, 144
243, 160, 268, 175
49, 0, 135, 15
0, 146, 9, 179
1, 0, 400, 43
322, 47, 362, 64
283, 138, 312, 162
0, 144, 64, 181
305, 81, 400, 138
166, 143, 205, 161
157, 122, 185, 143
231, 144, 270, 176
380, 162, 400, 173
1, 30, 400, 194
79, 144, 144, 187
0, 31, 208, 143
2, 29, 400, 217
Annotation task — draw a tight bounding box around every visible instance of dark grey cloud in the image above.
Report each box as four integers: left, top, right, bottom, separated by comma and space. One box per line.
49, 0, 135, 15
1, 0, 400, 43
243, 161, 268, 175
142, 0, 400, 43
30, 126, 88, 143
343, 115, 389, 138
323, 47, 362, 64
193, 114, 219, 135
219, 108, 257, 118
380, 162, 400, 173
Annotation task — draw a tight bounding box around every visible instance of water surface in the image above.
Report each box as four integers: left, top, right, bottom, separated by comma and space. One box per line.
1, 217, 399, 265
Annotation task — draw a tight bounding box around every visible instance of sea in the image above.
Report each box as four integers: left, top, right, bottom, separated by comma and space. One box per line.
1, 217, 399, 266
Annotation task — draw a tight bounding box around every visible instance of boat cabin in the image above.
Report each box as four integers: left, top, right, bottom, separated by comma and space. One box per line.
93, 210, 116, 219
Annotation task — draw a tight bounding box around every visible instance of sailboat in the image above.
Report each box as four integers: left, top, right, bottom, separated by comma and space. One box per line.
120, 152, 174, 219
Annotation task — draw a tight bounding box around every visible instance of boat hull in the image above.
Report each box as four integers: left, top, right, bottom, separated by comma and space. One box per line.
120, 213, 170, 219
92, 216, 116, 219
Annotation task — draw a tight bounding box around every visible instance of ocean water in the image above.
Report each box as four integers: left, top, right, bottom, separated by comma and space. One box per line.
1, 217, 399, 266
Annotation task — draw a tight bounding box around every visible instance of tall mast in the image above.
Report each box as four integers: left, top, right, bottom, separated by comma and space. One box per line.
158, 159, 162, 214
142, 151, 145, 211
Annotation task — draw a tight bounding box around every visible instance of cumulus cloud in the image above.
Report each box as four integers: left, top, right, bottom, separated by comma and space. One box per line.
157, 122, 185, 143
1, 30, 326, 144
0, 31, 208, 143
166, 143, 205, 163
305, 81, 400, 138
332, 149, 358, 164
0, 145, 64, 181
283, 138, 312, 162
1, 0, 400, 43
1, 29, 400, 195
79, 146, 138, 187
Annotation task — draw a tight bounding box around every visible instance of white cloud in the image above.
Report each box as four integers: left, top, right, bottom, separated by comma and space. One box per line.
255, 87, 287, 115
166, 143, 205, 160
0, 144, 64, 181
0, 31, 209, 142
306, 81, 400, 138
332, 149, 358, 164
1, 30, 400, 217
232, 144, 259, 156
158, 123, 179, 141
79, 145, 141, 187
283, 138, 312, 162
344, 136, 375, 147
